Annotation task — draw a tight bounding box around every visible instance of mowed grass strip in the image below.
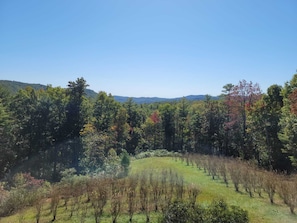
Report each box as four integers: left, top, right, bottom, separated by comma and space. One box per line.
130, 157, 297, 223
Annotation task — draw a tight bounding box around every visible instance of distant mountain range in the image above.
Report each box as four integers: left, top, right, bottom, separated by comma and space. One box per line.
0, 80, 218, 103
113, 95, 212, 103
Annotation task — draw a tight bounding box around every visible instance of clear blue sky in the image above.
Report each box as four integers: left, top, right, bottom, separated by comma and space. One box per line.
0, 0, 296, 97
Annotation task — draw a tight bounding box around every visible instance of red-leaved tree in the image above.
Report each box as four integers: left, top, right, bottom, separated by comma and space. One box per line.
224, 80, 262, 158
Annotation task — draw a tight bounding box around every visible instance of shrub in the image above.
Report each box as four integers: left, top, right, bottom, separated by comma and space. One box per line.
120, 150, 130, 177
161, 199, 249, 223
0, 173, 46, 217
134, 149, 176, 159
207, 199, 249, 223
161, 200, 194, 223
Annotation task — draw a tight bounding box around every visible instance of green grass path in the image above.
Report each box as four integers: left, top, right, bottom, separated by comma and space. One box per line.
131, 157, 297, 223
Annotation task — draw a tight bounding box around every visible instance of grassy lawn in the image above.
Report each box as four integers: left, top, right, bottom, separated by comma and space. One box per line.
1, 156, 297, 223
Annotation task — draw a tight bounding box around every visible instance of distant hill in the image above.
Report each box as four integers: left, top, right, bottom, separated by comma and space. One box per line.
0, 80, 217, 103
0, 80, 47, 93
113, 95, 214, 103
0, 80, 98, 98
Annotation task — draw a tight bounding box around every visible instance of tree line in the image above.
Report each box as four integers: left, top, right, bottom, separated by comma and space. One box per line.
1, 74, 297, 180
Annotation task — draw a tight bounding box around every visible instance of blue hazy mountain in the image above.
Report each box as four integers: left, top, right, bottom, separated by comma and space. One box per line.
0, 80, 217, 103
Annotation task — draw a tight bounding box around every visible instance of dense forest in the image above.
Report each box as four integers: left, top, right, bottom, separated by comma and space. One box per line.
1, 74, 297, 182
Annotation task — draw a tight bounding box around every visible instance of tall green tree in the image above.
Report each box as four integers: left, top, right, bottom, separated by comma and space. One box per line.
64, 77, 89, 171
189, 109, 202, 152
79, 124, 107, 174
9, 86, 69, 180
94, 91, 118, 133
0, 97, 14, 177
10, 87, 41, 159
124, 98, 145, 129
45, 86, 68, 181
249, 85, 290, 170
201, 97, 225, 154
221, 84, 234, 156
65, 78, 89, 138
175, 98, 190, 152
160, 103, 176, 151
142, 110, 162, 150
112, 107, 129, 151
124, 99, 145, 154
280, 74, 297, 169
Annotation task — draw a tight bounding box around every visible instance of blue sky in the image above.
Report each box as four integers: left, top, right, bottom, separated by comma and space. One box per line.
0, 0, 296, 97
